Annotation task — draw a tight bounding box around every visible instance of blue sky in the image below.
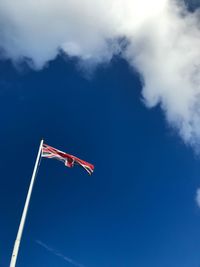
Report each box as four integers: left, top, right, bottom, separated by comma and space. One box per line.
1, 1, 200, 267
1, 55, 200, 267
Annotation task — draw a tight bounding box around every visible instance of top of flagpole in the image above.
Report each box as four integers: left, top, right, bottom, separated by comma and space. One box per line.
39, 139, 44, 159
40, 139, 44, 150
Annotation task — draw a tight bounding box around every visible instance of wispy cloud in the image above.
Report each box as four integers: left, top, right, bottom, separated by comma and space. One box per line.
36, 240, 85, 267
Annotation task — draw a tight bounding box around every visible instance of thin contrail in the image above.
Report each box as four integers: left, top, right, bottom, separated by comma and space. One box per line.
36, 240, 85, 267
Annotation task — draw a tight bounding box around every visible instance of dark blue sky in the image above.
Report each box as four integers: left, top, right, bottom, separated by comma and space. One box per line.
1, 55, 200, 267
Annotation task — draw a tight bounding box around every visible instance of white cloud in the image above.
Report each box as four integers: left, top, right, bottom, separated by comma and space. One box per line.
195, 188, 200, 207
1, 0, 200, 148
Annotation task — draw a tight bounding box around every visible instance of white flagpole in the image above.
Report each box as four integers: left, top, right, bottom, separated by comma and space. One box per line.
9, 139, 44, 267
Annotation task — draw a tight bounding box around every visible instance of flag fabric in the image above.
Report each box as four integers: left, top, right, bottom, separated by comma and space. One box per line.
41, 143, 94, 175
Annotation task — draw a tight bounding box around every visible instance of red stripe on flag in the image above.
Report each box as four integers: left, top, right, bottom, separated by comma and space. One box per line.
42, 143, 94, 175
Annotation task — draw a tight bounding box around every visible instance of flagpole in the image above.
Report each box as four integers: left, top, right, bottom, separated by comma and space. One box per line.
9, 139, 44, 267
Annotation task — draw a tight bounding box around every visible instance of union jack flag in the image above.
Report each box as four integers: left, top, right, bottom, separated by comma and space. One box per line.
42, 143, 94, 175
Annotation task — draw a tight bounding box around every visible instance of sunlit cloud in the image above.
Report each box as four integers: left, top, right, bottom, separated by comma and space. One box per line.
1, 0, 200, 149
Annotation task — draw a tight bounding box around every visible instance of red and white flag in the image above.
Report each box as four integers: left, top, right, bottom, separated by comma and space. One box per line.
42, 143, 94, 175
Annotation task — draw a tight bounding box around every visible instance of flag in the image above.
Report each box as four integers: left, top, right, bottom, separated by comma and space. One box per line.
41, 143, 94, 175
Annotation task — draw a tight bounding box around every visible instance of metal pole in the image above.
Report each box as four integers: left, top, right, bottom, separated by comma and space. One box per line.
9, 139, 44, 267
